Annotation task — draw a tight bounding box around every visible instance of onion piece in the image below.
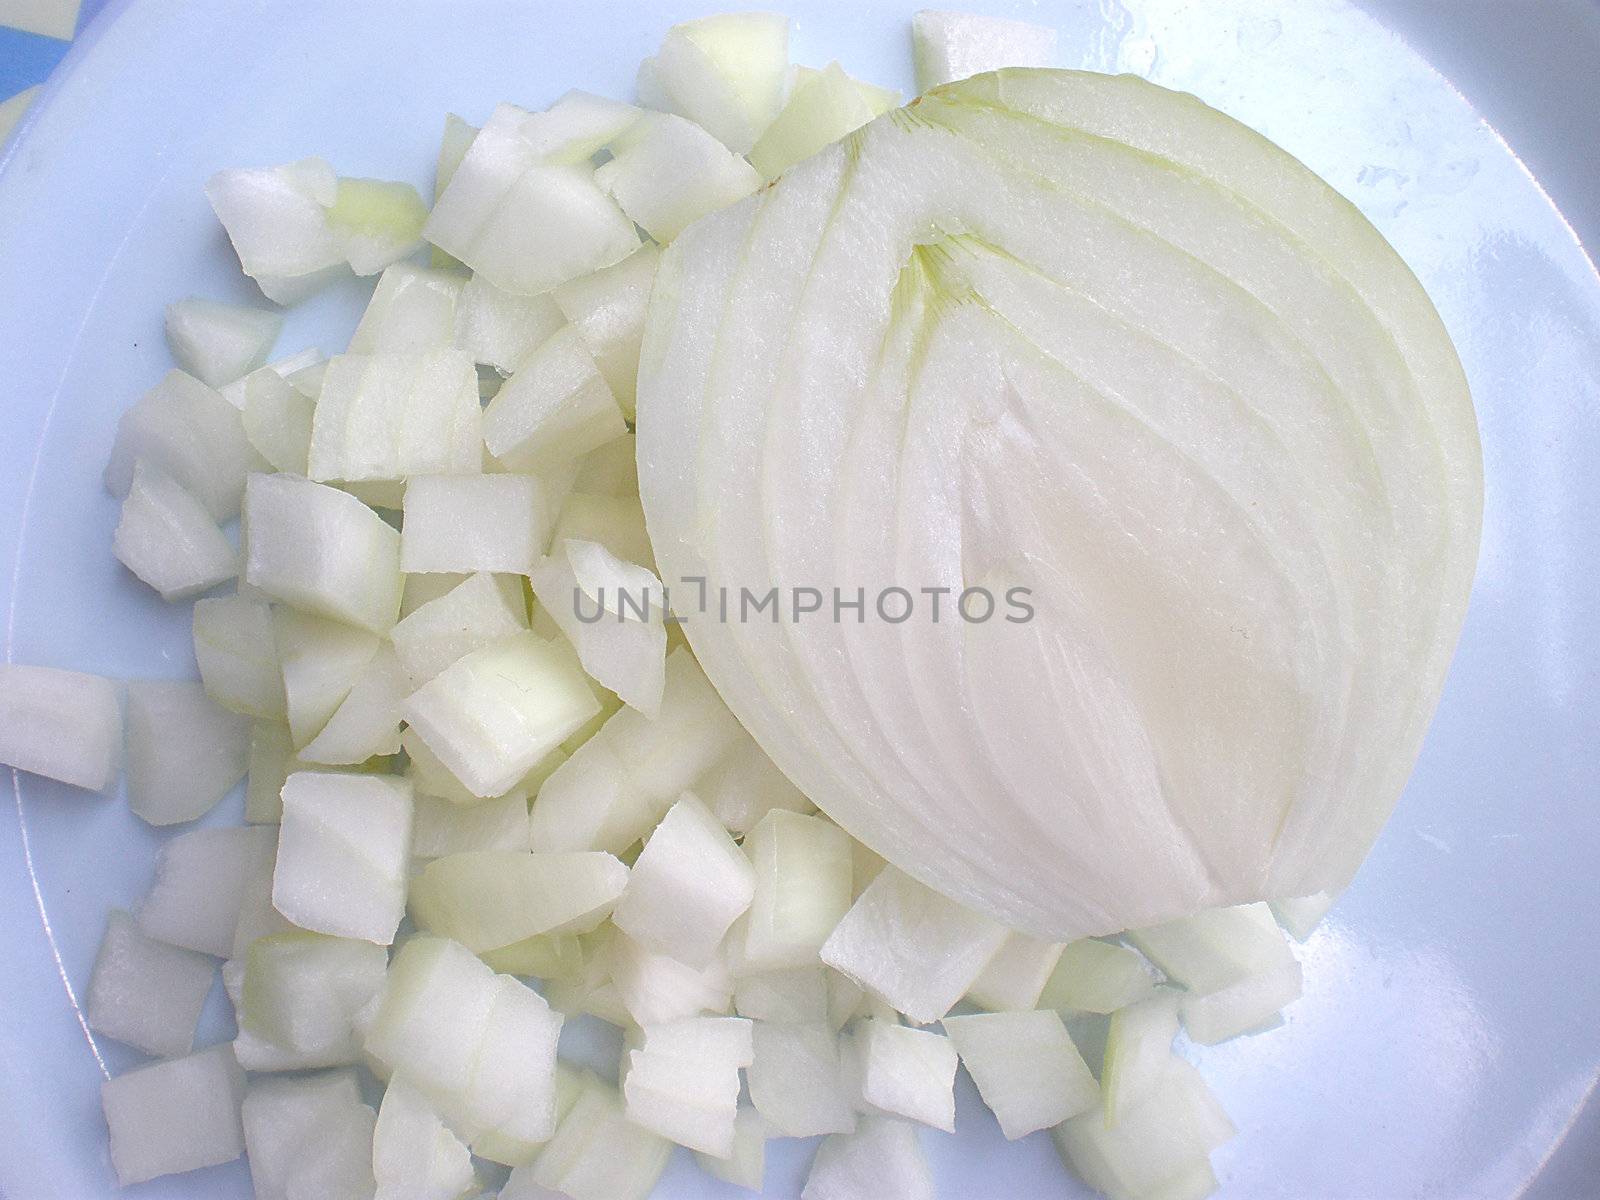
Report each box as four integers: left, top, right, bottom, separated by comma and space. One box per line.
205, 157, 347, 303
1053, 1058, 1233, 1200
1180, 959, 1304, 1046
516, 1072, 673, 1200
1037, 939, 1159, 1016
610, 792, 754, 966
643, 13, 790, 153
349, 263, 466, 354
910, 11, 1057, 91
594, 111, 761, 243
272, 607, 381, 747
0, 664, 122, 791
105, 369, 253, 521
400, 474, 549, 576
325, 176, 429, 275
802, 1116, 934, 1200
424, 103, 640, 296
408, 849, 628, 952
401, 632, 601, 798
847, 1018, 959, 1132
271, 771, 413, 944
965, 931, 1066, 1013
113, 461, 238, 601
750, 62, 898, 180
241, 365, 316, 473
101, 1044, 246, 1186
239, 930, 387, 1067
747, 1020, 857, 1138
456, 272, 566, 374
245, 473, 403, 633
85, 910, 214, 1059
124, 679, 250, 825
942, 1009, 1098, 1139
372, 1076, 478, 1200
163, 297, 282, 388
820, 866, 1008, 1024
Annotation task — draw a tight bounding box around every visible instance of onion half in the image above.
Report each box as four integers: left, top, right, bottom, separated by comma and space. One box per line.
637, 68, 1481, 939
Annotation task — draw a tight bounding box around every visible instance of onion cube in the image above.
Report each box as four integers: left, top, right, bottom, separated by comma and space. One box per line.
456, 975, 565, 1149
529, 647, 742, 853
205, 157, 346, 303
595, 112, 761, 243
743, 810, 853, 971
820, 865, 1009, 1024
390, 571, 529, 685
241, 364, 316, 474
272, 771, 412, 944
101, 1044, 246, 1185
373, 1076, 477, 1200
456, 272, 566, 374
551, 244, 659, 417
242, 1069, 376, 1200
296, 643, 408, 765
610, 933, 733, 1027
85, 910, 214, 1058
910, 11, 1057, 92
402, 631, 600, 798
192, 594, 285, 720
802, 1116, 933, 1200
308, 350, 482, 484
326, 176, 429, 275
0, 664, 121, 791
483, 324, 627, 472
695, 1104, 767, 1191
273, 607, 381, 747
849, 1019, 957, 1132
112, 462, 238, 601
1038, 939, 1159, 1015
137, 824, 278, 957
163, 297, 282, 388
747, 1020, 856, 1138
424, 103, 640, 296
966, 930, 1066, 1013
517, 1073, 672, 1200
124, 679, 251, 825
363, 935, 497, 1097
240, 931, 387, 1067
644, 14, 790, 154
409, 849, 628, 953
1053, 1059, 1233, 1200
104, 369, 253, 522
348, 263, 466, 355
942, 1010, 1098, 1139
612, 792, 754, 967
244, 473, 403, 633
1180, 959, 1304, 1046
401, 474, 549, 575
1128, 903, 1294, 996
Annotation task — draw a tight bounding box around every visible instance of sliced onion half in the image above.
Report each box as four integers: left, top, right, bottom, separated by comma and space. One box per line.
637, 68, 1481, 939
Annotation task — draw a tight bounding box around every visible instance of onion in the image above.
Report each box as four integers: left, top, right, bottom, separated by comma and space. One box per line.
0, 664, 122, 791
162, 297, 283, 389
942, 1010, 1099, 1139
847, 1018, 959, 1132
101, 1044, 246, 1186
85, 910, 215, 1059
637, 67, 1482, 940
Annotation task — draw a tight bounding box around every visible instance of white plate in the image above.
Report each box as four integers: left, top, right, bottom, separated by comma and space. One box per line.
2, 0, 1597, 1196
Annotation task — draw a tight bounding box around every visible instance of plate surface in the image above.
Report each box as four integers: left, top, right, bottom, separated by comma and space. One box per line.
1, 1, 1597, 1197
